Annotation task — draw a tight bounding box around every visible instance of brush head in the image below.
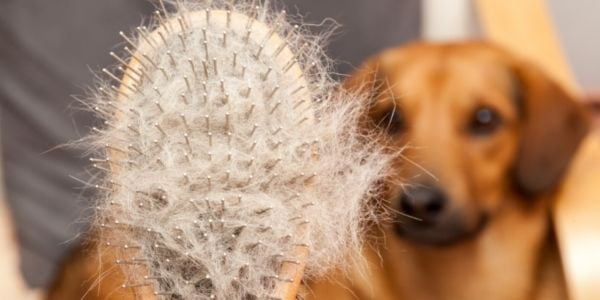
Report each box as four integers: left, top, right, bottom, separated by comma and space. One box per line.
86, 0, 390, 298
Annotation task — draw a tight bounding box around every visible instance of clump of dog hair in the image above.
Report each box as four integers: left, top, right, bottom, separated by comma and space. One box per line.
83, 0, 391, 298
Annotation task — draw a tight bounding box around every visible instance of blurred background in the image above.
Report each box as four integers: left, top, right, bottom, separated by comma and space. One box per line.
0, 0, 598, 289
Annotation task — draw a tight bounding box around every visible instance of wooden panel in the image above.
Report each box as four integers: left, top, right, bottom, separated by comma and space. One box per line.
476, 0, 580, 96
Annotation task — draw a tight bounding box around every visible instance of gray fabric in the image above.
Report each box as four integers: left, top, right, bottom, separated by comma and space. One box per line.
0, 0, 156, 286
0, 0, 419, 288
285, 0, 421, 74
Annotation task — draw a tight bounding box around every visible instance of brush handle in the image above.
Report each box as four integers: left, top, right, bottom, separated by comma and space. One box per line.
107, 9, 310, 300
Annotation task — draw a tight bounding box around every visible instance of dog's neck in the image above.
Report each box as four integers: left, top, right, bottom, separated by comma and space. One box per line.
374, 195, 565, 300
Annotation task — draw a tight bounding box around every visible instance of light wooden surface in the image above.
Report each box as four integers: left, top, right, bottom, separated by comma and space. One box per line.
0, 138, 43, 299
554, 133, 600, 300
476, 1, 600, 299
109, 9, 309, 300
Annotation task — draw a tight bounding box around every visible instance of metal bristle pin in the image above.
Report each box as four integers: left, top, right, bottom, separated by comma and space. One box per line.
86, 1, 390, 300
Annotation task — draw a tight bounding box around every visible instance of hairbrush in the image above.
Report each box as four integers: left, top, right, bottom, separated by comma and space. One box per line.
86, 0, 389, 298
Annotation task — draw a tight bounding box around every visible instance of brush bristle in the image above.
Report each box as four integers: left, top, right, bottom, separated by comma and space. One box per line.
84, 0, 390, 298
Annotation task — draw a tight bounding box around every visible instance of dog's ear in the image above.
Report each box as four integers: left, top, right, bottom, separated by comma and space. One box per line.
343, 56, 384, 102
344, 56, 406, 136
512, 63, 590, 195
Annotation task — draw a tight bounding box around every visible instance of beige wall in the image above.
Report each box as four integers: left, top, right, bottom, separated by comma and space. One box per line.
549, 0, 600, 90
421, 0, 599, 91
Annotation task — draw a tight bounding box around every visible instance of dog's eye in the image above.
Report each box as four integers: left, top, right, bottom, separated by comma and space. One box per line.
469, 106, 502, 136
378, 109, 405, 135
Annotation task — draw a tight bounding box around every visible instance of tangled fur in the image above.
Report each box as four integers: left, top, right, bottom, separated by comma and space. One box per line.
83, 0, 391, 298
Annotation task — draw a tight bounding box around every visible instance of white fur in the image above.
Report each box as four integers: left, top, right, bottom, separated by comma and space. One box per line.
85, 0, 390, 298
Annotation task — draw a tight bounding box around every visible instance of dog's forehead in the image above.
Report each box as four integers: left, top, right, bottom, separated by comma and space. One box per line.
382, 42, 514, 65
379, 43, 517, 100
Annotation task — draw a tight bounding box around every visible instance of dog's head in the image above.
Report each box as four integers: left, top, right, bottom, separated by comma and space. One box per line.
346, 42, 589, 246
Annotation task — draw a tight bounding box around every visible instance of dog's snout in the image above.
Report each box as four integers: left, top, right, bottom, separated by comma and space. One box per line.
399, 186, 447, 222
395, 185, 489, 246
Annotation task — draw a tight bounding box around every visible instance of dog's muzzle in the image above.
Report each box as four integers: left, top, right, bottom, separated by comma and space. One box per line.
393, 185, 487, 246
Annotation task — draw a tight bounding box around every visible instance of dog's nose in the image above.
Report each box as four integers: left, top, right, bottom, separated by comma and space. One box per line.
399, 186, 447, 222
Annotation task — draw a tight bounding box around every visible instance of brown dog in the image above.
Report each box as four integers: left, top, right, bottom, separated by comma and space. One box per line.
308, 41, 589, 300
